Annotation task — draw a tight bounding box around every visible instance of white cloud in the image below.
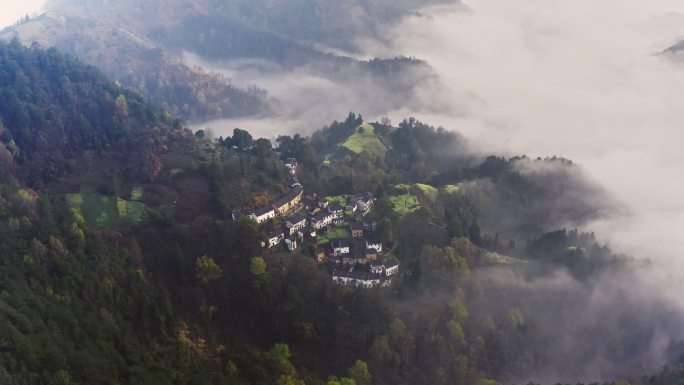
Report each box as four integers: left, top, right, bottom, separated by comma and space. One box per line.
378, 0, 684, 264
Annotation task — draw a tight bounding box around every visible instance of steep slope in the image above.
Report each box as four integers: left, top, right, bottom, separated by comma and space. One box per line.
47, 0, 457, 53
0, 38, 179, 184
0, 0, 450, 131
0, 40, 316, 385
1, 12, 269, 122
0, 41, 680, 385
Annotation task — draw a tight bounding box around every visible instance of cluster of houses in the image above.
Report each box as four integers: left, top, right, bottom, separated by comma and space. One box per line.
265, 195, 400, 288
317, 228, 399, 288
249, 185, 304, 224
241, 157, 400, 289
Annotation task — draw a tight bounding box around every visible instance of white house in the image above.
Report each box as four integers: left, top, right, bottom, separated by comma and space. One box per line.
251, 206, 276, 223
353, 192, 375, 215
370, 262, 385, 275
285, 238, 298, 251
331, 240, 350, 256
266, 232, 285, 248
298, 227, 317, 240
286, 213, 307, 235
332, 268, 388, 288
285, 158, 297, 175
385, 260, 399, 276
312, 212, 335, 230
365, 239, 383, 253
311, 216, 324, 230
370, 259, 399, 276
328, 203, 344, 218
332, 268, 379, 288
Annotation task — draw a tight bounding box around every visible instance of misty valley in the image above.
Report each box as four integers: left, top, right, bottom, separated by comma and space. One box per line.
1, 1, 684, 385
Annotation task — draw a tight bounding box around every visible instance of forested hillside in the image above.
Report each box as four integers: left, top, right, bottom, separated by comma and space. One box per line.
1, 12, 270, 122
1, 0, 446, 124
46, 0, 456, 53
0, 41, 682, 385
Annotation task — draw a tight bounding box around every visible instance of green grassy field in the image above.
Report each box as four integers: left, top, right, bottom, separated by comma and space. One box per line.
392, 184, 411, 193
68, 193, 118, 229
130, 186, 144, 201
125, 201, 146, 224
317, 227, 352, 245
342, 124, 388, 157
325, 195, 349, 206
443, 184, 461, 194
69, 193, 147, 228
388, 194, 421, 217
414, 183, 439, 201
484, 252, 520, 265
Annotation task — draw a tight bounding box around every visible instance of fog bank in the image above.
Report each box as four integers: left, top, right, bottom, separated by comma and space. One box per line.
376, 0, 684, 258
183, 52, 448, 138
375, 1, 684, 381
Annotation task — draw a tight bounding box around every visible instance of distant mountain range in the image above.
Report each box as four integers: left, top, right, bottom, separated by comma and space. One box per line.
1, 0, 456, 123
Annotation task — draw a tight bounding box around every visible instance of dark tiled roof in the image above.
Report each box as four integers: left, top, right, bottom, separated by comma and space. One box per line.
353, 192, 374, 201
299, 226, 314, 234
287, 213, 307, 224
350, 222, 364, 231
332, 268, 382, 281
252, 188, 304, 218
365, 238, 382, 245
332, 239, 350, 249
274, 185, 303, 207
253, 205, 275, 216
329, 203, 343, 212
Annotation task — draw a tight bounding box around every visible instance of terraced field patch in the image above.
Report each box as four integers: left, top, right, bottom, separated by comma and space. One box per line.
389, 194, 421, 217
342, 123, 387, 157
317, 227, 352, 245
67, 193, 118, 229
325, 195, 349, 206
443, 184, 461, 194
68, 193, 147, 228
415, 183, 438, 201
130, 186, 144, 201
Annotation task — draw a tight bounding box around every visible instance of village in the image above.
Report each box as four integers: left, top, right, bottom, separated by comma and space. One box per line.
233, 158, 400, 289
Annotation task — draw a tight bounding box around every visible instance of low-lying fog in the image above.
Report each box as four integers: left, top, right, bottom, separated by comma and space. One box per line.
384, 1, 684, 381
379, 0, 684, 267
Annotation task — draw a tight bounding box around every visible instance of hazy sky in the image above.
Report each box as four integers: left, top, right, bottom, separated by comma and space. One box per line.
0, 1, 45, 29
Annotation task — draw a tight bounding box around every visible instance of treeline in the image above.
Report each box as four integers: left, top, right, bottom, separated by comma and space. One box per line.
3, 12, 270, 122
0, 39, 181, 184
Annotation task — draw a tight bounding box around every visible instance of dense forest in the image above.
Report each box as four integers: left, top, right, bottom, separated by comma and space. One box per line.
1, 41, 683, 385
1, 0, 443, 124
45, 0, 456, 53
0, 12, 270, 122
